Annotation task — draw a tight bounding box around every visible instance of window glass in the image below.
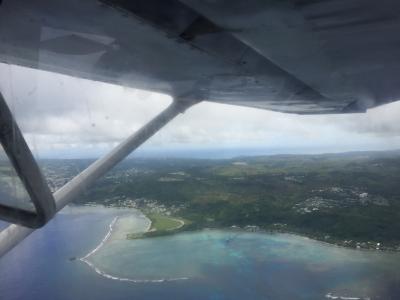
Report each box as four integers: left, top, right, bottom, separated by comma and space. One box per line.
0, 144, 34, 212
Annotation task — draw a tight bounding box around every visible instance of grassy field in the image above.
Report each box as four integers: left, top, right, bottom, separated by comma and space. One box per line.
126, 213, 185, 239
148, 213, 183, 231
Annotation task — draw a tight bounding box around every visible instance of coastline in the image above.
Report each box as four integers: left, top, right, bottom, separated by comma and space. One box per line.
79, 212, 188, 283
78, 204, 399, 281
135, 210, 400, 252
70, 205, 399, 252
261, 228, 400, 253
76, 206, 399, 294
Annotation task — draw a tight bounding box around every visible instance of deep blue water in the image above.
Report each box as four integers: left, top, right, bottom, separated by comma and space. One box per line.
1, 207, 400, 300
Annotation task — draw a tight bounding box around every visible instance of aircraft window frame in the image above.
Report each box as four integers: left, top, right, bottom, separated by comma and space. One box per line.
0, 92, 55, 228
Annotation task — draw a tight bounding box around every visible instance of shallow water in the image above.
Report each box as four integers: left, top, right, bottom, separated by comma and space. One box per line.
1, 206, 399, 300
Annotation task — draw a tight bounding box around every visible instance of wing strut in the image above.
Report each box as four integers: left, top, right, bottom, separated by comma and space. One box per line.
0, 98, 199, 258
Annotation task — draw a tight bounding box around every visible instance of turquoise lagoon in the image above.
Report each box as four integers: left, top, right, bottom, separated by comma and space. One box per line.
1, 206, 399, 300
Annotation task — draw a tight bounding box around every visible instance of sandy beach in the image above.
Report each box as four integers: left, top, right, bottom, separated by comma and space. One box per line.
79, 210, 188, 283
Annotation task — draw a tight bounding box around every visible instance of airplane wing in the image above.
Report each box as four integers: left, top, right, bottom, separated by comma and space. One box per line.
1, 0, 399, 114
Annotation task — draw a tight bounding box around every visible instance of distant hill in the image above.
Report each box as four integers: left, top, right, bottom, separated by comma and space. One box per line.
41, 149, 400, 250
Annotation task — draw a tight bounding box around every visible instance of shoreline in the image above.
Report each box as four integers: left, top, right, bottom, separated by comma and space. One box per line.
79, 212, 189, 283
78, 206, 399, 288
138, 210, 400, 253
260, 228, 400, 253
78, 205, 399, 253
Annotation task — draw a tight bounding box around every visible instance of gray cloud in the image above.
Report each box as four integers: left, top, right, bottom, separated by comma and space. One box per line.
1, 63, 400, 158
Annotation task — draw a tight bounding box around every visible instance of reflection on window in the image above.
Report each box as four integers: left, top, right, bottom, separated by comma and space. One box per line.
0, 145, 34, 212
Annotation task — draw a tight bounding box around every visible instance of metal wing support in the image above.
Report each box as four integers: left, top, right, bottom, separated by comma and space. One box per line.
0, 97, 199, 258
0, 93, 56, 228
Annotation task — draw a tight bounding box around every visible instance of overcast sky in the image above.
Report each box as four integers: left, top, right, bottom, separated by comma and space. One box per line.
1, 63, 400, 159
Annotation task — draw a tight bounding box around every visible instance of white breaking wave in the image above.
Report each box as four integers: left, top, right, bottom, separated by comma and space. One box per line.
326, 292, 371, 300
81, 217, 118, 260
80, 215, 189, 283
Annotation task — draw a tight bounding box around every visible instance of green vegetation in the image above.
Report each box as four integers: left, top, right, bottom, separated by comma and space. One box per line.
147, 213, 184, 231
127, 213, 186, 239
43, 150, 400, 250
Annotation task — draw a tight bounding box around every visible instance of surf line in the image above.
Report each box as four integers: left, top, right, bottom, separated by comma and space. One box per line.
325, 293, 371, 300
80, 215, 189, 283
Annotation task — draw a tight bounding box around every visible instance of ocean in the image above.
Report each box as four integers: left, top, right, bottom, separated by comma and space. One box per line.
0, 206, 399, 300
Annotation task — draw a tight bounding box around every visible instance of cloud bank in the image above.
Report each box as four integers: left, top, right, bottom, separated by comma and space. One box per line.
1, 63, 400, 158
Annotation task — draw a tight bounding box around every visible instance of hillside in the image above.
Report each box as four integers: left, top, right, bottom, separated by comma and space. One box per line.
41, 150, 400, 250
